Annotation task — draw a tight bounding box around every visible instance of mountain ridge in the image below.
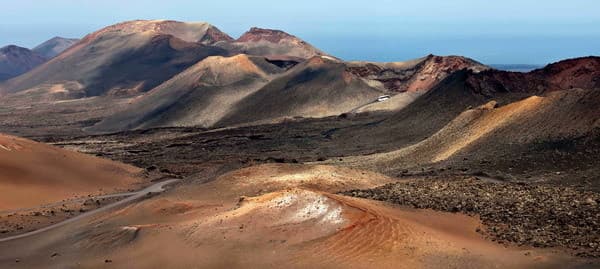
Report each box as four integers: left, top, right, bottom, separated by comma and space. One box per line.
0, 45, 47, 81
32, 37, 80, 58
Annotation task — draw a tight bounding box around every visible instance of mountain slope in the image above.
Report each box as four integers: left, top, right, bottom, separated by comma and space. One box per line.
217, 27, 325, 60
32, 37, 80, 58
346, 88, 600, 180
0, 45, 47, 81
348, 54, 488, 93
466, 56, 600, 96
215, 56, 384, 127
333, 56, 600, 152
348, 55, 488, 112
87, 54, 285, 133
1, 20, 231, 97
0, 133, 142, 210
88, 55, 486, 133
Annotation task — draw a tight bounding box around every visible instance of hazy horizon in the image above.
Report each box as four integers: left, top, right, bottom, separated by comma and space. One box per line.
1, 0, 599, 64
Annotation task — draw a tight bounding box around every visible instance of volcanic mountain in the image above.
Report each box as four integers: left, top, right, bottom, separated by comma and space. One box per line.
32, 37, 80, 59
347, 54, 488, 112
0, 20, 232, 97
214, 56, 383, 127
211, 54, 486, 126
87, 54, 287, 133
466, 56, 600, 96
329, 56, 600, 152
217, 27, 325, 60
346, 89, 600, 174
348, 54, 488, 93
319, 56, 600, 188
88, 55, 383, 133
0, 45, 47, 81
88, 53, 486, 133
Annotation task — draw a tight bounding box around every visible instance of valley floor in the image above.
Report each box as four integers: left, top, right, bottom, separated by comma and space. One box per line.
0, 97, 599, 268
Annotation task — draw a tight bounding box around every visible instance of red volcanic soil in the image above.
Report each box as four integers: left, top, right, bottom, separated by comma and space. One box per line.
0, 164, 588, 268
0, 133, 143, 211
347, 54, 487, 92
467, 56, 600, 96
218, 27, 325, 60
201, 25, 235, 44
237, 27, 300, 43
532, 56, 600, 90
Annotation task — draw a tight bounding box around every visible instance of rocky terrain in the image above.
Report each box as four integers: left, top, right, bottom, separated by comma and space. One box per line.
347, 54, 488, 92
2, 163, 593, 268
343, 177, 600, 257
0, 195, 124, 238
0, 19, 599, 269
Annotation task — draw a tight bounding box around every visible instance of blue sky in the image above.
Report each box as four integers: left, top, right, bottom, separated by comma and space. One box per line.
1, 0, 599, 64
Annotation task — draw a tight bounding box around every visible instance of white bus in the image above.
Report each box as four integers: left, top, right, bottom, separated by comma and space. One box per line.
377, 95, 391, 102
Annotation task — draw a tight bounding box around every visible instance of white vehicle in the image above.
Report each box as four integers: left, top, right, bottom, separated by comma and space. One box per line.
377, 95, 391, 102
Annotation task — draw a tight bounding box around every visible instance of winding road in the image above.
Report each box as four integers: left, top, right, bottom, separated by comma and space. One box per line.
347, 98, 381, 114
0, 191, 147, 215
0, 179, 179, 243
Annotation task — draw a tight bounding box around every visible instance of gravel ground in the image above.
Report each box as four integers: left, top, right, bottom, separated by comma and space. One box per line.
342, 177, 600, 257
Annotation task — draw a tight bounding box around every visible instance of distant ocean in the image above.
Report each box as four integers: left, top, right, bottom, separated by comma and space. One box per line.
489, 64, 544, 73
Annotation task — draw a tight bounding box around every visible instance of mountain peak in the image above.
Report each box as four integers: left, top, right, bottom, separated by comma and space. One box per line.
237, 27, 299, 43
532, 56, 600, 90
535, 56, 600, 75
223, 27, 325, 60
1, 45, 32, 54
0, 45, 47, 81
33, 37, 79, 58
423, 55, 488, 72
81, 20, 233, 45
199, 25, 234, 44
46, 36, 78, 42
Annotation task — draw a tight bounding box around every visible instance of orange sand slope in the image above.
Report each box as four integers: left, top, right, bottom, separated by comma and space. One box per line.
3, 164, 588, 268
0, 133, 142, 211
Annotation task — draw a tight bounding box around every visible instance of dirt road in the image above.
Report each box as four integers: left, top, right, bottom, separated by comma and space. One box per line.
0, 179, 179, 242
